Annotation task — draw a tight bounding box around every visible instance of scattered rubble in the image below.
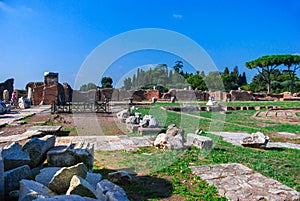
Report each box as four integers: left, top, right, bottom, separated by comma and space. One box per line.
0, 134, 130, 201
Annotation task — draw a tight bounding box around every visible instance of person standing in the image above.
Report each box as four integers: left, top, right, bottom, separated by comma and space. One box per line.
11, 91, 17, 105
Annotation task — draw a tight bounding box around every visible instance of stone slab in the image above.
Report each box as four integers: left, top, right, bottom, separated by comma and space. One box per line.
0, 105, 51, 127
211, 132, 300, 150
190, 163, 300, 201
0, 130, 42, 143
28, 126, 62, 133
138, 127, 161, 135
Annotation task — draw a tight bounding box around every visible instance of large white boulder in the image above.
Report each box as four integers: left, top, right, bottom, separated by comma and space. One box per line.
240, 132, 269, 148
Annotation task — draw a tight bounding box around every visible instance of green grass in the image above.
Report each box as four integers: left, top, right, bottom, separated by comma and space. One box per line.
93, 101, 300, 200
94, 134, 300, 200
181, 109, 300, 134
152, 101, 300, 109
221, 101, 300, 108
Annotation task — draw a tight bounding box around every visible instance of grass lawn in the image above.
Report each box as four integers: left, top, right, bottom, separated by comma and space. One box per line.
93, 101, 300, 200
94, 134, 300, 200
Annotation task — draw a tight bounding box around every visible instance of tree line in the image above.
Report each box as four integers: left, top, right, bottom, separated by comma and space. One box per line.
79, 54, 300, 94
122, 62, 247, 93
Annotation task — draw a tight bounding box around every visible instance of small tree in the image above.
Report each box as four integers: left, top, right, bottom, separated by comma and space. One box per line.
246, 55, 282, 94
101, 77, 113, 88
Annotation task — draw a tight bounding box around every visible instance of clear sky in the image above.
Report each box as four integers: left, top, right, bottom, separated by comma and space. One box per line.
0, 0, 299, 89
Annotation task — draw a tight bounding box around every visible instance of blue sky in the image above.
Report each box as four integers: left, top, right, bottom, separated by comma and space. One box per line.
0, 0, 299, 89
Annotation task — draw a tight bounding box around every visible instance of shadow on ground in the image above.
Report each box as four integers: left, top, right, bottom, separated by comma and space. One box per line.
94, 168, 173, 201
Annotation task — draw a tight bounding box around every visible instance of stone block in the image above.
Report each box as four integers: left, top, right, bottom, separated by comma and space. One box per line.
187, 134, 213, 150
1, 142, 22, 158
66, 175, 97, 198
22, 135, 56, 168
4, 165, 31, 192
33, 195, 98, 201
19, 179, 57, 201
96, 179, 127, 200
138, 127, 161, 135
4, 150, 30, 171
108, 171, 132, 185
154, 133, 184, 150
48, 163, 88, 194
106, 191, 130, 201
85, 172, 102, 190
35, 167, 61, 186
47, 142, 94, 171
240, 132, 269, 148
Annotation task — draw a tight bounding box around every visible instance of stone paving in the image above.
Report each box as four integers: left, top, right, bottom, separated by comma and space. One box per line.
0, 105, 51, 127
190, 163, 300, 201
210, 132, 300, 150
55, 135, 156, 151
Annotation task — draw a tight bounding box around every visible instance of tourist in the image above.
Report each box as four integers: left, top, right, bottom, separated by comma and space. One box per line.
11, 91, 17, 105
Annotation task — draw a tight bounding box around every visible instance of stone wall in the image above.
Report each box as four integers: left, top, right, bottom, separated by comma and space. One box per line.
71, 89, 160, 102
209, 91, 229, 101
72, 90, 97, 102
167, 89, 209, 101
0, 78, 14, 101
230, 90, 252, 101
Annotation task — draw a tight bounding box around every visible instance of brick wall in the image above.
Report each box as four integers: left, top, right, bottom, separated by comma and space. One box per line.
43, 84, 59, 105
144, 90, 160, 100
32, 85, 44, 105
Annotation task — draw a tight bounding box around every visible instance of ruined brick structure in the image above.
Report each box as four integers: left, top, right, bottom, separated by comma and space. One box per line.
167, 89, 209, 101
230, 90, 253, 101
26, 72, 300, 104
210, 91, 230, 101
26, 73, 73, 105
0, 78, 14, 101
